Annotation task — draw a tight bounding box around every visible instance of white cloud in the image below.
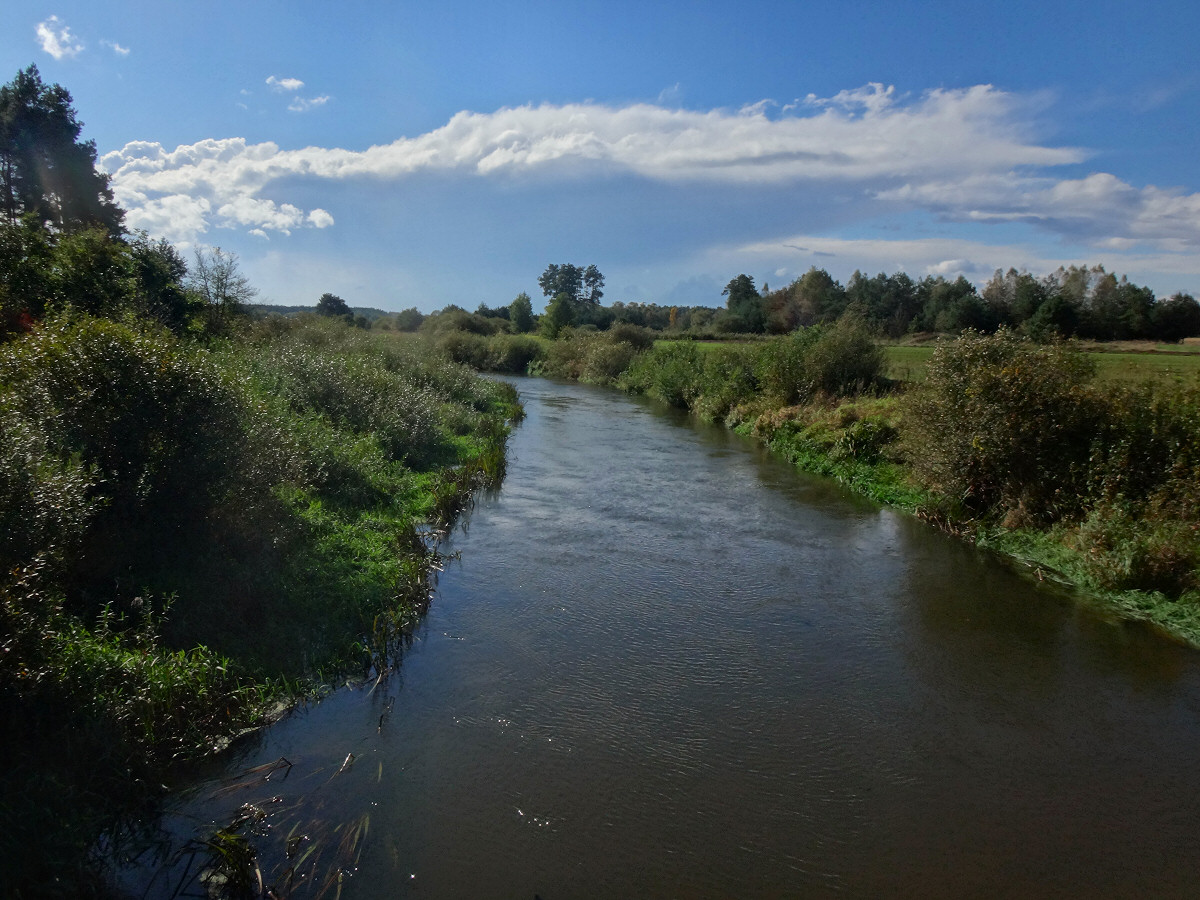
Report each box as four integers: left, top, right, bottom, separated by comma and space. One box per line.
266, 76, 304, 92
36, 16, 83, 60
805, 82, 897, 115
101, 39, 130, 56
288, 95, 330, 113
100, 84, 1200, 256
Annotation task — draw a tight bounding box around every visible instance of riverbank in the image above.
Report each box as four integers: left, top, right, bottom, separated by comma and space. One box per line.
442, 322, 1200, 648
0, 314, 521, 897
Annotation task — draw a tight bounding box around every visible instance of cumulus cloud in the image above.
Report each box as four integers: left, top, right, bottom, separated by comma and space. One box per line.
100, 84, 1200, 252
36, 16, 83, 59
730, 233, 1200, 287
876, 170, 1200, 250
102, 39, 130, 56
266, 75, 304, 92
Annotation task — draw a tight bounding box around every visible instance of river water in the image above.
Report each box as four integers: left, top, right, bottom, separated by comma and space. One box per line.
122, 376, 1200, 898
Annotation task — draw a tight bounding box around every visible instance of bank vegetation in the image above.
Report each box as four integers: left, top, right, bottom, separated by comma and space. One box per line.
444, 319, 1200, 646
0, 67, 520, 897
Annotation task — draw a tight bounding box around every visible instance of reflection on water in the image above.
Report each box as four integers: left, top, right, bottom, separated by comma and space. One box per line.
119, 376, 1200, 898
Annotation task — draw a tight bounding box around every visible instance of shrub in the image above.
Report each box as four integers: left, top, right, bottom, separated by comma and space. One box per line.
758, 327, 823, 403
436, 329, 492, 369
620, 342, 703, 408
486, 334, 542, 373
805, 316, 884, 396
1087, 380, 1200, 517
607, 322, 656, 352
0, 315, 268, 601
692, 345, 758, 421
902, 328, 1098, 522
758, 317, 883, 404
581, 339, 636, 383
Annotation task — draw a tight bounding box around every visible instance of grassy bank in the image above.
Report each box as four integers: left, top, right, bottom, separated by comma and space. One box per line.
451, 322, 1200, 648
0, 314, 520, 896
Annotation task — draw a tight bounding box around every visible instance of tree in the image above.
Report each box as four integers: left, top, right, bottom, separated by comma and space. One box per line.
1152, 292, 1200, 342
722, 274, 764, 332
0, 65, 123, 235
48, 226, 135, 317
0, 213, 54, 328
583, 264, 605, 304
186, 246, 256, 326
128, 232, 191, 330
538, 264, 583, 302
394, 307, 425, 331
537, 263, 604, 304
540, 292, 576, 339
509, 291, 534, 333
316, 292, 351, 318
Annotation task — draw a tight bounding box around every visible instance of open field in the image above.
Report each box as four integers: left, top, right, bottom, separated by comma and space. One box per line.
884, 343, 1200, 383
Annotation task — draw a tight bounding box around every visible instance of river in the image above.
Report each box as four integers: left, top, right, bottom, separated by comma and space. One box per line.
119, 376, 1200, 898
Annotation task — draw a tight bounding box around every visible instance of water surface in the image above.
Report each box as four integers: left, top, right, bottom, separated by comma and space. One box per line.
124, 376, 1200, 898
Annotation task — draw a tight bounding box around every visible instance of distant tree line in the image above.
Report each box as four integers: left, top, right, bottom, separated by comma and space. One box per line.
743, 266, 1200, 342
410, 261, 1199, 344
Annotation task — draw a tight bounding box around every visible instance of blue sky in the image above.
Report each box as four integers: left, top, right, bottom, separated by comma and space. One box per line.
4, 0, 1198, 311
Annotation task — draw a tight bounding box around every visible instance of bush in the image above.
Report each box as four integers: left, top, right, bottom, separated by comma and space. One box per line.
0, 403, 99, 573
1087, 380, 1200, 517
486, 334, 542, 373
758, 317, 883, 404
758, 327, 823, 403
607, 322, 656, 352
620, 342, 703, 408
436, 329, 492, 369
581, 339, 636, 383
902, 328, 1098, 522
0, 315, 269, 602
692, 345, 758, 422
805, 316, 884, 396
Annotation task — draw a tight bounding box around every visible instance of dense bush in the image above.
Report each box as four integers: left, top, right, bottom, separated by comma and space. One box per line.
691, 345, 758, 422
486, 333, 543, 373
580, 338, 637, 382
0, 315, 278, 610
757, 317, 883, 404
607, 321, 656, 351
436, 329, 542, 374
902, 329, 1098, 522
621, 342, 703, 408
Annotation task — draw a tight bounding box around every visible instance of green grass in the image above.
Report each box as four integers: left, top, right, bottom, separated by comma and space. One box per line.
1088, 351, 1200, 381
884, 342, 1200, 383
883, 345, 935, 382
